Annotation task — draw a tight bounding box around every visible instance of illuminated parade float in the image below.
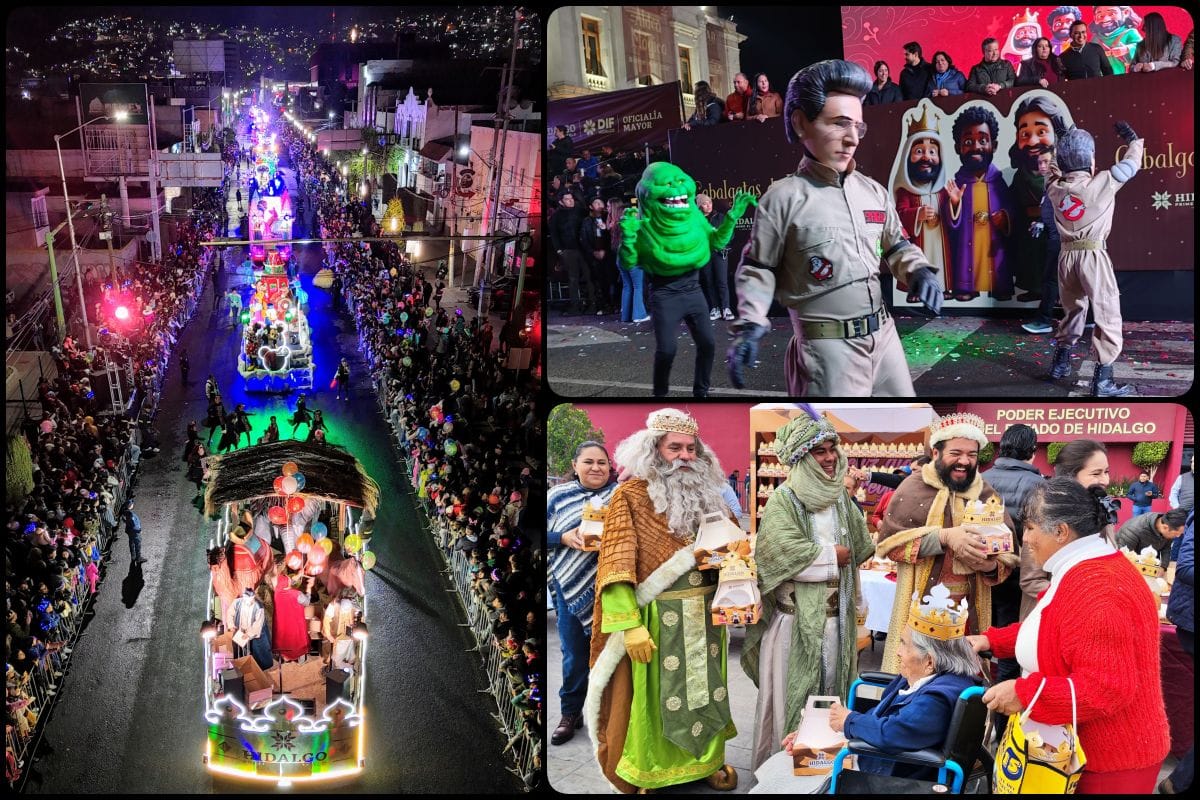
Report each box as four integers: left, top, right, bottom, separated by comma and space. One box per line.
201, 441, 379, 785
239, 108, 313, 392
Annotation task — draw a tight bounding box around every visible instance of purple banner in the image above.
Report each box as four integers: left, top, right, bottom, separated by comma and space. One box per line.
547, 81, 684, 154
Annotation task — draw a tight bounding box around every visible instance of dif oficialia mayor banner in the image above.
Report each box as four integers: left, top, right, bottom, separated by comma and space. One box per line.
669, 68, 1194, 313
548, 81, 684, 154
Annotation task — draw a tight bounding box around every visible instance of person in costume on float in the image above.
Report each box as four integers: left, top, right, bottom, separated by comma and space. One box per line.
585, 409, 739, 793
547, 441, 618, 746
876, 413, 1019, 673
229, 586, 274, 671
801, 583, 982, 780
742, 412, 874, 771
730, 59, 943, 396
617, 163, 756, 398
1045, 122, 1142, 397
967, 478, 1169, 794
272, 572, 312, 662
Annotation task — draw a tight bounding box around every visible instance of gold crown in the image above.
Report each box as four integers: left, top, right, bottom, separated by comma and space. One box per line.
963, 495, 1006, 526
1121, 546, 1164, 578
581, 502, 606, 523
929, 412, 988, 447
908, 584, 969, 640
1012, 7, 1039, 25
647, 409, 699, 437
906, 105, 940, 139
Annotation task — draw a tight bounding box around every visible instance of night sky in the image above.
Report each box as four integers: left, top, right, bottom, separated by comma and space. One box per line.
716, 6, 845, 91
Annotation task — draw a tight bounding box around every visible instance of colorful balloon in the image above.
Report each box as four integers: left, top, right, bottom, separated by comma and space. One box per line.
287, 496, 306, 514
307, 545, 328, 565
449, 379, 460, 392
317, 537, 334, 555
285, 550, 305, 571
444, 440, 458, 456
273, 476, 286, 495
305, 562, 324, 577
293, 473, 306, 491
310, 521, 328, 539
268, 505, 289, 525
344, 533, 362, 553
281, 475, 299, 495
282, 461, 299, 476
399, 312, 409, 323
362, 551, 377, 570
296, 532, 315, 553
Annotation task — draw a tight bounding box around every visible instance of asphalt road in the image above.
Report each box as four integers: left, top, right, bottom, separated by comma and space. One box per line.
29, 145, 520, 794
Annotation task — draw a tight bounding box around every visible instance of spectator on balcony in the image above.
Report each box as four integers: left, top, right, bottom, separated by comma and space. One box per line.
865, 61, 903, 105
899, 41, 935, 99
682, 81, 725, 130
725, 72, 754, 121
1129, 12, 1183, 72
966, 37, 1017, 95
930, 51, 967, 96
747, 73, 784, 122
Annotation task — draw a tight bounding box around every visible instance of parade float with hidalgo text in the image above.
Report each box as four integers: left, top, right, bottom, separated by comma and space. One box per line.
200, 441, 379, 785
238, 108, 313, 392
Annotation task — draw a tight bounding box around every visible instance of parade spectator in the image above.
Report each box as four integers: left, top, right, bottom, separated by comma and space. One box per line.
725, 72, 753, 121
124, 499, 144, 565
682, 81, 724, 130
547, 441, 616, 746
1127, 471, 1161, 516
578, 197, 615, 316
930, 50, 966, 95
1130, 12, 1183, 72
1016, 37, 1065, 86
549, 125, 573, 177
970, 478, 1170, 793
1162, 511, 1194, 794
1061, 20, 1113, 79
864, 61, 902, 105
695, 193, 733, 322
1116, 507, 1188, 568
966, 37, 1017, 95
548, 193, 594, 316
577, 148, 600, 180
1169, 455, 1194, 512
1021, 149, 1063, 335
747, 72, 783, 122
899, 41, 935, 99
609, 199, 648, 324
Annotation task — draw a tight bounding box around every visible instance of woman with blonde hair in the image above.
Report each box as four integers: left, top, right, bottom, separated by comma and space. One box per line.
608, 198, 648, 322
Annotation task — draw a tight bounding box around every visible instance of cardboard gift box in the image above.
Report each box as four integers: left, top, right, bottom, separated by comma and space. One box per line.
694, 512, 752, 570
792, 695, 847, 775
579, 499, 605, 551
233, 655, 274, 709
711, 556, 763, 626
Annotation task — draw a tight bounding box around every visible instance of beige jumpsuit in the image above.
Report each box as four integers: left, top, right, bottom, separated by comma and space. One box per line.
735, 156, 940, 396
1045, 138, 1143, 365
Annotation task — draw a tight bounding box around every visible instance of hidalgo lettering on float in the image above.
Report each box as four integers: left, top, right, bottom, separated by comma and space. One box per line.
1115, 142, 1194, 179
620, 109, 663, 133
241, 750, 329, 763
986, 408, 1156, 437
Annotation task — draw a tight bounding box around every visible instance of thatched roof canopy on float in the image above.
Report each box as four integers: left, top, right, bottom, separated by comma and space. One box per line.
203, 440, 380, 516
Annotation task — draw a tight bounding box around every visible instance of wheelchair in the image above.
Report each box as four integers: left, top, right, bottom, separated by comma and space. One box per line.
827, 670, 994, 794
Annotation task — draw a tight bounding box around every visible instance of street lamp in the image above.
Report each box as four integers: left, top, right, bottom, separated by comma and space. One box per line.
54, 110, 129, 349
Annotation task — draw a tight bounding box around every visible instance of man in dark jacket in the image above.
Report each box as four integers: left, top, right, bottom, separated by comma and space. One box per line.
980, 423, 1045, 693
1116, 507, 1188, 568
966, 37, 1017, 94
1061, 20, 1114, 79
1162, 511, 1193, 794
548, 193, 594, 315
1126, 471, 1160, 516
899, 42, 935, 100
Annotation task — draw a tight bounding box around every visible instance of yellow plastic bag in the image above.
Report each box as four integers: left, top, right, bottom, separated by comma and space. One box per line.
994, 677, 1087, 793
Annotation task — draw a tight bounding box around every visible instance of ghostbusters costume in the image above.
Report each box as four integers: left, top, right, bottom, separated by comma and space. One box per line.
1046, 123, 1143, 396
732, 59, 942, 397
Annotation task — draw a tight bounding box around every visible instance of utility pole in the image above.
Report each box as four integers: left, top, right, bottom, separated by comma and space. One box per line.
42, 218, 72, 344
148, 95, 162, 262
476, 8, 521, 318
99, 193, 118, 283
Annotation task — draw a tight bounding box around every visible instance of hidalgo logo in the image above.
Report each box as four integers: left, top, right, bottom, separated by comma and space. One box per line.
808, 256, 834, 281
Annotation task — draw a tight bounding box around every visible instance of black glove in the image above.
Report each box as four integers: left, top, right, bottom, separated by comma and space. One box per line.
726, 323, 768, 389
1113, 121, 1138, 144
908, 267, 943, 316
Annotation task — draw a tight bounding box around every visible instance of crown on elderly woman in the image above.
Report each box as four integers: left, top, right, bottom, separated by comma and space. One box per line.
646, 408, 699, 437
929, 412, 989, 447
908, 583, 969, 640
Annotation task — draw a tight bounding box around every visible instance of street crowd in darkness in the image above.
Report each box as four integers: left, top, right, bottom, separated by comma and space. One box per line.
6, 202, 220, 788
285, 124, 546, 773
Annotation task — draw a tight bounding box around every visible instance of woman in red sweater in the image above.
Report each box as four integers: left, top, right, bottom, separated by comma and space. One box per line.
967, 478, 1168, 794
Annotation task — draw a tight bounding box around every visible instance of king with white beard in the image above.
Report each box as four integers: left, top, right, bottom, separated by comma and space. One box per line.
584, 408, 740, 793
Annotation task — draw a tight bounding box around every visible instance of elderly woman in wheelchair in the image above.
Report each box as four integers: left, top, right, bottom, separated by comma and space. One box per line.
782, 584, 987, 789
